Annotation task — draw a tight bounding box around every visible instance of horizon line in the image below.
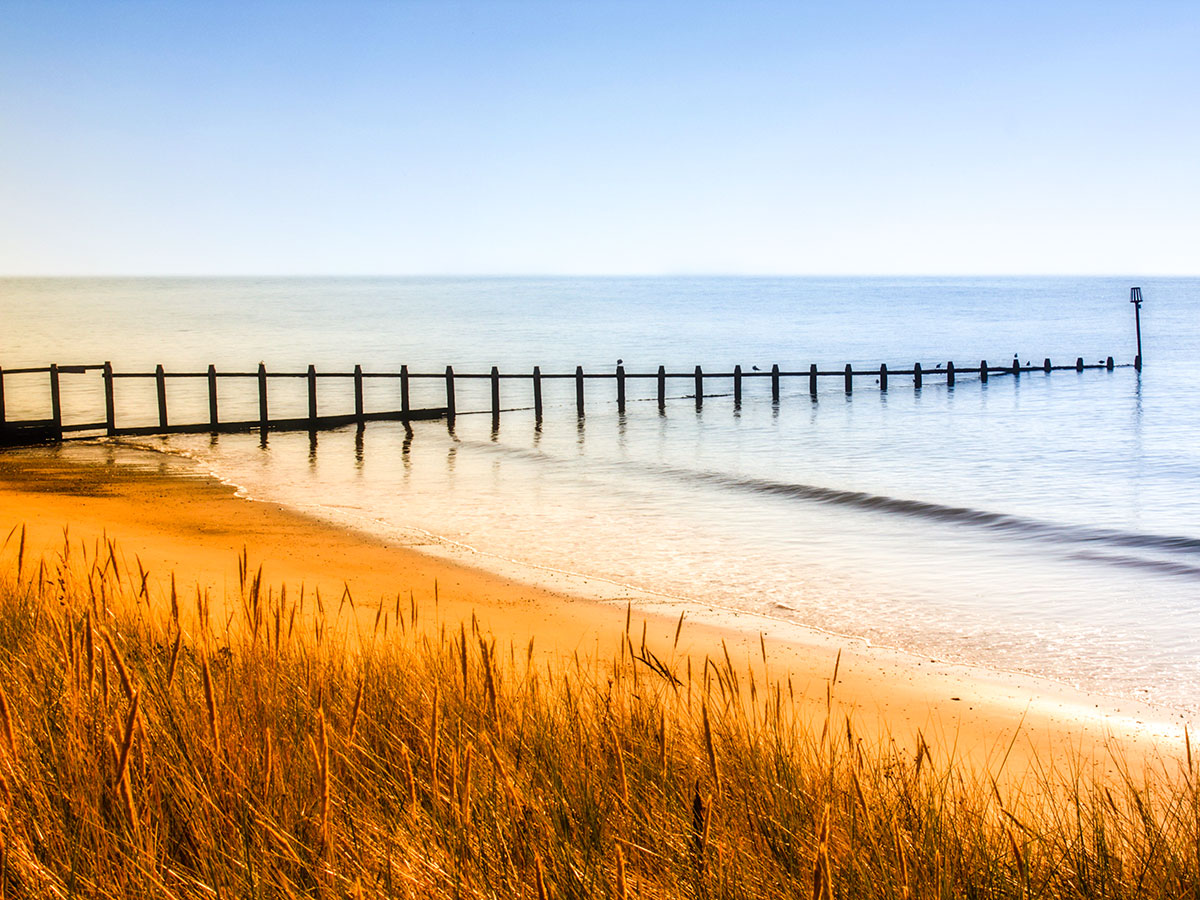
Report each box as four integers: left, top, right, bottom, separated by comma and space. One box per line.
0, 271, 1192, 280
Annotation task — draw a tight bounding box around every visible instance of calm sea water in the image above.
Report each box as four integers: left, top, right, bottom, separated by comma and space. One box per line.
3, 276, 1199, 711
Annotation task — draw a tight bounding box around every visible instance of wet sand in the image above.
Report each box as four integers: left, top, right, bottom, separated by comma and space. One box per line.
0, 442, 1186, 780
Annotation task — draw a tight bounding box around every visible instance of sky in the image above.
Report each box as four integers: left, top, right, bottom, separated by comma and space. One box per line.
1, 0, 1197, 276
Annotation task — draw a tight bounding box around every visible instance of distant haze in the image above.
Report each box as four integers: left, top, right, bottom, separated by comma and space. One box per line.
1, 0, 1197, 276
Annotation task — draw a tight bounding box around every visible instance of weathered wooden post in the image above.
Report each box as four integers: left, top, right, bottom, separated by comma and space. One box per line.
695, 365, 703, 408
1011, 358, 1019, 376
490, 366, 501, 421
657, 365, 666, 410
1076, 357, 1084, 372
1130, 286, 1143, 370
1106, 356, 1114, 370
733, 364, 743, 405
533, 366, 543, 420
353, 364, 364, 425
809, 363, 817, 397
258, 362, 269, 432
400, 365, 411, 416
207, 364, 218, 427
914, 362, 922, 389
947, 361, 955, 387
616, 364, 626, 414
1043, 358, 1051, 373
307, 364, 318, 428
445, 366, 456, 423
980, 360, 988, 383
844, 364, 853, 393
156, 364, 168, 429
575, 366, 585, 417
879, 363, 888, 391
49, 364, 62, 437
771, 364, 780, 403
0, 367, 5, 427
103, 361, 116, 435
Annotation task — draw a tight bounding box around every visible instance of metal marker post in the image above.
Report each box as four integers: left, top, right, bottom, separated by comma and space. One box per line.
1130, 286, 1143, 370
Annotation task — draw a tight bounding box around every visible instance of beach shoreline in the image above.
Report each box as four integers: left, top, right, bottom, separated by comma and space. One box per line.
0, 441, 1187, 776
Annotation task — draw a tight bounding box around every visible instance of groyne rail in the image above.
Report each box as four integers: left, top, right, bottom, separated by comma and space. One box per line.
0, 356, 1126, 446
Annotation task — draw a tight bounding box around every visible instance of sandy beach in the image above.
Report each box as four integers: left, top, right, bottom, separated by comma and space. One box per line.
0, 442, 1185, 778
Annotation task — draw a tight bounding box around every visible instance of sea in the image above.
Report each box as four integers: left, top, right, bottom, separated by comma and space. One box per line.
3, 276, 1198, 713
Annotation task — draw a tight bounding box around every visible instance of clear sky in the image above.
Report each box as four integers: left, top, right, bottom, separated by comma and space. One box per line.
1, 0, 1197, 275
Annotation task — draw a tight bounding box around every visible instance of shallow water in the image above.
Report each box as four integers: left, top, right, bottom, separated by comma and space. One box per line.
3, 276, 1198, 710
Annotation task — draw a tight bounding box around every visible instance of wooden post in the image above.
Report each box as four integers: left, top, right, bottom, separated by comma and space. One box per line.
103, 361, 116, 435
207, 364, 218, 427
914, 362, 922, 389
533, 366, 543, 420
156, 364, 168, 428
879, 363, 888, 391
1076, 357, 1084, 372
733, 364, 743, 405
307, 364, 318, 427
616, 365, 626, 414
694, 365, 703, 408
50, 364, 62, 436
809, 363, 817, 397
980, 360, 988, 383
258, 362, 269, 432
354, 365, 364, 425
0, 366, 5, 426
947, 361, 955, 387
844, 363, 853, 393
771, 364, 780, 403
575, 366, 585, 417
445, 366, 456, 422
1043, 358, 1051, 374
1011, 358, 1019, 376
491, 366, 501, 420
1106, 356, 1114, 370
400, 365, 410, 416
657, 365, 666, 410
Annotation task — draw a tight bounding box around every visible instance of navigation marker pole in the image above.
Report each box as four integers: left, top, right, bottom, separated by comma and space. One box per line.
1130, 286, 1144, 371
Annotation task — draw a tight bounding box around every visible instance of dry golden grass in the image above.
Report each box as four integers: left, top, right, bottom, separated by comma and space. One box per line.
0, 525, 1197, 898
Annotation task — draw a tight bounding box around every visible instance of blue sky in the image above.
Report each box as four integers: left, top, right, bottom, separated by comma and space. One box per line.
1, 0, 1197, 275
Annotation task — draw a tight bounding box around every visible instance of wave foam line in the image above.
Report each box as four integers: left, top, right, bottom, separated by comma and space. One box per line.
453, 436, 1200, 564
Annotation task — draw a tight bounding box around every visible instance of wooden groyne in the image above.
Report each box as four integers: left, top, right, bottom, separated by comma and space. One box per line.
0, 355, 1128, 447
0, 363, 446, 446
